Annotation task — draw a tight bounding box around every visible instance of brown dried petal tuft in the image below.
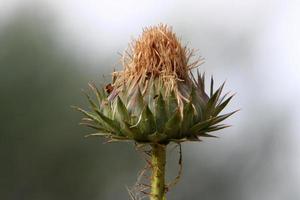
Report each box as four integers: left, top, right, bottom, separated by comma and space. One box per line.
113, 24, 203, 95
130, 24, 188, 79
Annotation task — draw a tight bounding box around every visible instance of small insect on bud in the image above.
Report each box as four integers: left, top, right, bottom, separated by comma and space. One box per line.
105, 83, 114, 94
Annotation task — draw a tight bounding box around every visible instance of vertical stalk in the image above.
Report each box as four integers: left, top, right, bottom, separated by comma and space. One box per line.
150, 144, 166, 200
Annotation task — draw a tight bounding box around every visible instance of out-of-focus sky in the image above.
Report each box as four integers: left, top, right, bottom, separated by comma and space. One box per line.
1, 0, 299, 200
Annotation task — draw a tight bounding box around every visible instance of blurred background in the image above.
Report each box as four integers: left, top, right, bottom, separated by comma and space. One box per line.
1, 0, 299, 200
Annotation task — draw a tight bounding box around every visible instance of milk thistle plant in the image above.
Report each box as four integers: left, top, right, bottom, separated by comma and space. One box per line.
74, 24, 236, 200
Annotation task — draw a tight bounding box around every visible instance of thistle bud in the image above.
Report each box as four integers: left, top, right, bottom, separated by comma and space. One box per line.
75, 24, 237, 200
76, 24, 235, 144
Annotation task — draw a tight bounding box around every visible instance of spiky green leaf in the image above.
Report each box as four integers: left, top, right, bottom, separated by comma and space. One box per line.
167, 90, 178, 117
95, 110, 123, 136
205, 82, 225, 118
127, 87, 144, 117
164, 109, 181, 138
181, 102, 194, 134
210, 110, 238, 125
155, 93, 168, 132
115, 96, 130, 122
189, 87, 203, 122
189, 117, 213, 134
138, 105, 156, 136
206, 124, 231, 132
213, 94, 234, 116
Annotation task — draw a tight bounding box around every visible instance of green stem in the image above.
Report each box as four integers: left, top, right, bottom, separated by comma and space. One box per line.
150, 144, 166, 200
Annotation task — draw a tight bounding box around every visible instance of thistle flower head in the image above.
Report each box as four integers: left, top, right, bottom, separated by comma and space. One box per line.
75, 24, 236, 144
116, 24, 193, 83
113, 25, 203, 113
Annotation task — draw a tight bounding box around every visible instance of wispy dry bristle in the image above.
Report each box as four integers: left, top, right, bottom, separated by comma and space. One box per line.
113, 24, 203, 100
129, 24, 189, 79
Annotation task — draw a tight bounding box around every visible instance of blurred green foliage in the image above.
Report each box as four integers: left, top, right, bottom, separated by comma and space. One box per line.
0, 8, 141, 200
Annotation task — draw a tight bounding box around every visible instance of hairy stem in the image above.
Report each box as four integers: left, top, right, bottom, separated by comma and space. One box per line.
150, 144, 166, 200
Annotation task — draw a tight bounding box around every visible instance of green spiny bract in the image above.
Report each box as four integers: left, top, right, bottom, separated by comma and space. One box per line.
75, 72, 235, 144
75, 24, 235, 144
